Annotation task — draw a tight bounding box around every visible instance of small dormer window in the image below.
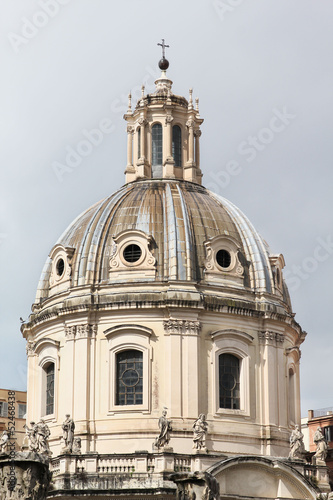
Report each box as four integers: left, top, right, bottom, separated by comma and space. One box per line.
216, 249, 231, 269
172, 125, 182, 167
56, 258, 65, 277
204, 235, 245, 285
49, 244, 74, 291
123, 244, 142, 264
110, 229, 156, 279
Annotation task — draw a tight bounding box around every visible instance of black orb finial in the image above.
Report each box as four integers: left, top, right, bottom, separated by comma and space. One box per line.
159, 58, 169, 71
157, 39, 170, 71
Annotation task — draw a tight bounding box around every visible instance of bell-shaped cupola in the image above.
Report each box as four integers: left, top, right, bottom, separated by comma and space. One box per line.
124, 42, 204, 184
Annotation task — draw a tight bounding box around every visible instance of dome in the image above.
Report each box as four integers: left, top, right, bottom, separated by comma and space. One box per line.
35, 179, 290, 311
22, 57, 308, 484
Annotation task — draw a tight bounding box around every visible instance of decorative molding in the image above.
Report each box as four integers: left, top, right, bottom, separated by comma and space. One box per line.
163, 319, 201, 336
126, 125, 134, 134
258, 330, 285, 345
211, 329, 254, 344
26, 340, 36, 356
109, 229, 156, 279
204, 235, 245, 284
65, 324, 97, 341
186, 119, 195, 129
138, 117, 147, 126
105, 324, 153, 340
49, 244, 75, 289
165, 114, 173, 124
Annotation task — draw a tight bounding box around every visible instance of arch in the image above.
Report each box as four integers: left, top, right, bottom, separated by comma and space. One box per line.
172, 125, 182, 167
207, 456, 318, 499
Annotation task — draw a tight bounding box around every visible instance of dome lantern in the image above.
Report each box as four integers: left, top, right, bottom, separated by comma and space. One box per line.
124, 41, 204, 184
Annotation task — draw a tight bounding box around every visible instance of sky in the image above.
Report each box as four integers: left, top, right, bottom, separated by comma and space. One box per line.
0, 0, 332, 418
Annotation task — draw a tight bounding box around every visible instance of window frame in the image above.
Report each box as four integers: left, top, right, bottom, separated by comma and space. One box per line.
211, 329, 252, 417
116, 349, 144, 406
17, 403, 27, 419
172, 124, 182, 167
105, 325, 153, 415
0, 401, 8, 417
151, 122, 163, 167
219, 352, 241, 410
35, 338, 59, 421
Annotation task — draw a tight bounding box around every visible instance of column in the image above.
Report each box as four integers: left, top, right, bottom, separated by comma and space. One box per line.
194, 129, 203, 185
163, 114, 175, 178
125, 125, 136, 183
126, 125, 133, 167
137, 117, 148, 178
184, 119, 196, 182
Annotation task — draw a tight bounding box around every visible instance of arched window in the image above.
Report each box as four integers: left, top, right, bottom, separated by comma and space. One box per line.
45, 363, 55, 415
289, 367, 296, 423
172, 125, 182, 167
137, 127, 141, 159
219, 353, 240, 410
152, 123, 163, 167
116, 350, 143, 405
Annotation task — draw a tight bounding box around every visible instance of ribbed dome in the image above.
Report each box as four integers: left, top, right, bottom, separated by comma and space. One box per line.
35, 180, 290, 307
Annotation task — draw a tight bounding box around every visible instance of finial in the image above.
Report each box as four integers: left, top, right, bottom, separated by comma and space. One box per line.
157, 38, 170, 71
195, 97, 199, 112
141, 85, 145, 98
188, 88, 193, 109
127, 92, 132, 113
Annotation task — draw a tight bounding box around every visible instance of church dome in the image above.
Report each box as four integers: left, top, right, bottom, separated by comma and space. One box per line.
35, 178, 291, 311
23, 52, 306, 473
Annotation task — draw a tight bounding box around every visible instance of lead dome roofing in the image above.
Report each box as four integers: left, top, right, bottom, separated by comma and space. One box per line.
35, 179, 283, 303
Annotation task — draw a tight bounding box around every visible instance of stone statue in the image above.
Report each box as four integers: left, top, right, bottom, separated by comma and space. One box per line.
192, 414, 208, 450
0, 431, 9, 453
23, 421, 39, 453
313, 426, 328, 464
288, 425, 305, 460
72, 437, 81, 454
34, 418, 51, 455
62, 414, 75, 452
155, 409, 172, 448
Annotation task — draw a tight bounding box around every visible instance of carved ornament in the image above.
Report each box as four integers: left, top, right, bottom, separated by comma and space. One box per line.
258, 330, 285, 345
163, 319, 201, 336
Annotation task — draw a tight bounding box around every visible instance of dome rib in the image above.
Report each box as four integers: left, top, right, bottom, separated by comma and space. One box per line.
213, 194, 273, 293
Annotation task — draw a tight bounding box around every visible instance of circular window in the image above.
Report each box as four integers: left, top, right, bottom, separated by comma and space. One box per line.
221, 373, 236, 391
216, 249, 231, 269
123, 244, 142, 263
56, 258, 65, 277
121, 368, 140, 387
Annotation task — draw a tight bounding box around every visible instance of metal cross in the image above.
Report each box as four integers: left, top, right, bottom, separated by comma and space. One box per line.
157, 39, 169, 58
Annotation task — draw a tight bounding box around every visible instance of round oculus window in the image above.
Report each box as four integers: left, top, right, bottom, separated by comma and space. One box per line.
120, 368, 140, 387
216, 249, 231, 269
56, 258, 65, 277
123, 244, 142, 263
221, 373, 237, 391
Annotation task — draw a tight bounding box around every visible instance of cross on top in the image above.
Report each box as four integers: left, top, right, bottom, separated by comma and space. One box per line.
157, 39, 169, 58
